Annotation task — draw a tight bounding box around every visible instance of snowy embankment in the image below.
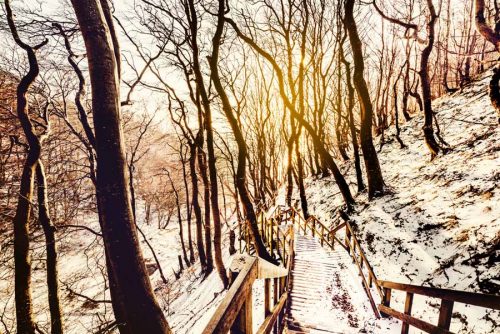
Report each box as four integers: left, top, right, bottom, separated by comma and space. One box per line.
299, 70, 499, 333
0, 207, 235, 333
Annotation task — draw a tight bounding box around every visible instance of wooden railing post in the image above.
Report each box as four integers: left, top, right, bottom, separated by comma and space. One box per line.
381, 287, 392, 318
321, 225, 325, 246
260, 213, 265, 242
273, 278, 278, 334
239, 222, 242, 253
437, 299, 454, 331
401, 292, 414, 334
345, 225, 351, 255
264, 278, 271, 317
246, 222, 250, 254
231, 290, 253, 334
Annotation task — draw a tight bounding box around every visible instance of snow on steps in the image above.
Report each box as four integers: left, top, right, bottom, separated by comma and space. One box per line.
285, 234, 398, 333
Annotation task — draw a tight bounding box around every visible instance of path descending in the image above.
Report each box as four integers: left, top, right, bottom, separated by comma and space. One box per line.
285, 234, 390, 333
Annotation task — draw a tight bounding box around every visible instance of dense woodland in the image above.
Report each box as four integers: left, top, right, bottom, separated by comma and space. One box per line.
0, 0, 499, 333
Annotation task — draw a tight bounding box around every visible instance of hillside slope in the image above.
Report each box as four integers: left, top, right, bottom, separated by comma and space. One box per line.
297, 70, 499, 333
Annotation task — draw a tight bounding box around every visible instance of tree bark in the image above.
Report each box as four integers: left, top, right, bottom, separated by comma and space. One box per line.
198, 151, 214, 274
210, 0, 276, 266
5, 1, 47, 331
36, 162, 63, 334
189, 144, 207, 268
344, 0, 385, 199
70, 1, 171, 332
339, 38, 365, 193
181, 147, 195, 263
419, 0, 445, 160
475, 0, 500, 123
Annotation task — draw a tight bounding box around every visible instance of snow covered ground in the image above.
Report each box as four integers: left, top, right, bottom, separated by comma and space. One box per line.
297, 70, 499, 333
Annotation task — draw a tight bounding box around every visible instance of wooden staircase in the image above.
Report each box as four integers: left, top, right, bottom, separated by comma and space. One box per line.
202, 205, 500, 334
286, 235, 355, 333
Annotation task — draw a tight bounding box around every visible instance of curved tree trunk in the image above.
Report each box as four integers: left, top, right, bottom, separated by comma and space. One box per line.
189, 144, 207, 268
344, 0, 385, 199
70, 1, 171, 332
419, 0, 444, 160
36, 162, 63, 334
210, 0, 276, 266
5, 1, 47, 331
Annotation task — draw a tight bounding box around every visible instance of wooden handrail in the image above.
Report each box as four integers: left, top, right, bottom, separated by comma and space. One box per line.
378, 280, 500, 310
221, 204, 295, 333
378, 305, 452, 334
257, 292, 288, 334
202, 257, 258, 334
328, 221, 347, 235
230, 205, 500, 334
345, 223, 383, 299
344, 235, 380, 318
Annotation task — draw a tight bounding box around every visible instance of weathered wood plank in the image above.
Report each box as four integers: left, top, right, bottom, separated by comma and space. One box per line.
378, 305, 453, 334
202, 257, 258, 334
401, 292, 414, 334
256, 292, 288, 334
437, 299, 454, 330
378, 280, 500, 310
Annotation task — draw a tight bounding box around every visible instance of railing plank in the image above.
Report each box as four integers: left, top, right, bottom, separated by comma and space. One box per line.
264, 279, 271, 317
378, 305, 452, 334
401, 292, 413, 334
202, 257, 258, 334
437, 299, 454, 330
256, 292, 288, 334
378, 280, 500, 310
231, 289, 253, 334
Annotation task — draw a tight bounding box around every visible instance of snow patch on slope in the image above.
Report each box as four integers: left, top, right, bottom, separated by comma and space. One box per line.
299, 70, 499, 333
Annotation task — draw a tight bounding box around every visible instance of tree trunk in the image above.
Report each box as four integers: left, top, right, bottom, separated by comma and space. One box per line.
181, 149, 195, 263
340, 41, 365, 193
198, 151, 213, 274
5, 1, 46, 331
168, 172, 189, 267
209, 0, 276, 266
344, 0, 385, 199
189, 144, 206, 267
285, 131, 294, 206
36, 162, 63, 334
419, 0, 444, 160
70, 1, 171, 332
475, 0, 500, 123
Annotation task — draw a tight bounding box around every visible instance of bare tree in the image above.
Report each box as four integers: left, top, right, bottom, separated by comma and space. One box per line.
374, 0, 448, 160
475, 0, 500, 123
344, 0, 385, 198
69, 0, 171, 332
209, 0, 275, 268
5, 1, 48, 332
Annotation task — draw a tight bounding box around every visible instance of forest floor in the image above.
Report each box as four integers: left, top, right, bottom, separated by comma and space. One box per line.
0, 72, 498, 334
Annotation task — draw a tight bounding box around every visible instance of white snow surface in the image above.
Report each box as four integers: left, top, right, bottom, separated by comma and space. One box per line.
289, 71, 499, 333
